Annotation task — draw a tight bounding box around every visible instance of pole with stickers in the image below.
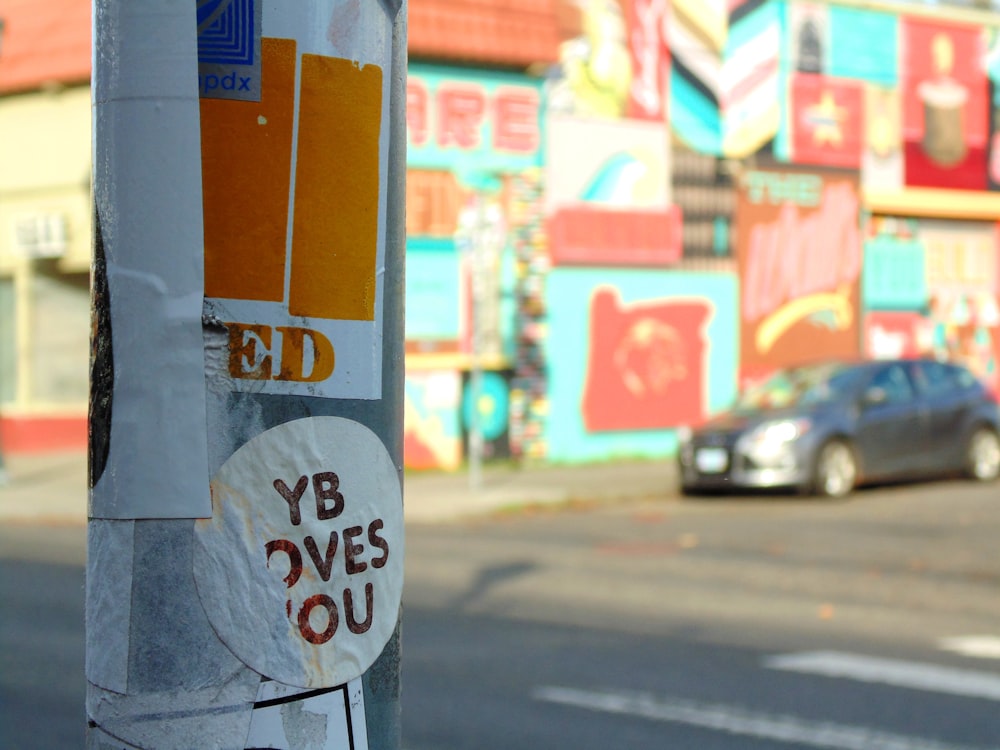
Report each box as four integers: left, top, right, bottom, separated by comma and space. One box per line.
87, 1, 406, 747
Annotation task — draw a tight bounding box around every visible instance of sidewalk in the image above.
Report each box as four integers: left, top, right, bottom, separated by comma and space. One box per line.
0, 450, 679, 526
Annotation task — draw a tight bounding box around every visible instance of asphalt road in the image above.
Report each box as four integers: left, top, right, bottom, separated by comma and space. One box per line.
401, 478, 1000, 750
2, 479, 999, 749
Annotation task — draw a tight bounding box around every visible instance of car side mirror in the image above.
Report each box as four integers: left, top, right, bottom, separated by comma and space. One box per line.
863, 386, 888, 407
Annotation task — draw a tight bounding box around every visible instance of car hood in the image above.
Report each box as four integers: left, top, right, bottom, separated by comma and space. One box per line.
695, 405, 819, 434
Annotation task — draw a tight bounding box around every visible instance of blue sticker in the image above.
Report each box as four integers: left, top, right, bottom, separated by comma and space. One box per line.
197, 0, 262, 101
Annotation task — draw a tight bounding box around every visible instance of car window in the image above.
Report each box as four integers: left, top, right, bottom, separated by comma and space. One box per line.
735, 364, 864, 410
916, 360, 983, 396
869, 364, 915, 404
949, 363, 980, 391
916, 360, 955, 396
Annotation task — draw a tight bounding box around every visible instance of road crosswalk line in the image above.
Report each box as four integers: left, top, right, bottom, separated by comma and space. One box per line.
764, 651, 1000, 701
533, 686, 995, 750
940, 637, 1000, 660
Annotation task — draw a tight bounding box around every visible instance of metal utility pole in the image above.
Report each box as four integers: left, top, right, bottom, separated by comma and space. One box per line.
87, 1, 406, 748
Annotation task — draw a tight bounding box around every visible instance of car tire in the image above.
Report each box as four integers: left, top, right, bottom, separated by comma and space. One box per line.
811, 439, 857, 499
965, 426, 1000, 482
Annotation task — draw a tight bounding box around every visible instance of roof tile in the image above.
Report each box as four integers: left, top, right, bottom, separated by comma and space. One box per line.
0, 0, 92, 94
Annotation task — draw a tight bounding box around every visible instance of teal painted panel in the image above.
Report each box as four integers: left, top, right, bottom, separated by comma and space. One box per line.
407, 63, 544, 174
544, 269, 739, 463
829, 7, 898, 85
669, 71, 722, 155
727, 0, 782, 51
862, 237, 927, 311
406, 238, 460, 339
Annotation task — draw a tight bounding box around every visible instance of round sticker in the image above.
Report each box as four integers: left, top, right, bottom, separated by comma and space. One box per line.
193, 417, 403, 688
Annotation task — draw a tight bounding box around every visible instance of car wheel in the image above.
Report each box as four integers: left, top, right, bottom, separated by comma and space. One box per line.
812, 440, 857, 499
965, 426, 1000, 482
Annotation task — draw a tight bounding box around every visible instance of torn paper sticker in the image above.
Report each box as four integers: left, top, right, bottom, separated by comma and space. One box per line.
193, 417, 403, 688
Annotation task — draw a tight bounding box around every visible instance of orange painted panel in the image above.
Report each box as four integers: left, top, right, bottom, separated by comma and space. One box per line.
290, 55, 382, 321
201, 38, 297, 302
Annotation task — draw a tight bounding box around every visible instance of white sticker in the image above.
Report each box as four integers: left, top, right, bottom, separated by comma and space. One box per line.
193, 417, 403, 688
199, 1, 395, 400
244, 677, 368, 750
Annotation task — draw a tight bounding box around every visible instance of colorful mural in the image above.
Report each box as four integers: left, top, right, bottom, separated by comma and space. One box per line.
828, 6, 898, 86
545, 116, 681, 265
582, 287, 713, 431
863, 83, 904, 191
737, 167, 862, 386
545, 269, 738, 463
461, 370, 513, 460
788, 73, 864, 169
405, 237, 461, 345
669, 0, 780, 156
509, 170, 549, 461
862, 216, 1000, 393
787, 2, 829, 75
920, 219, 1000, 390
549, 0, 670, 120
865, 311, 929, 360
624, 0, 671, 121
669, 0, 724, 153
404, 370, 462, 471
902, 18, 988, 190
406, 63, 544, 175
862, 232, 927, 312
987, 28, 1000, 190
404, 64, 545, 469
723, 0, 781, 157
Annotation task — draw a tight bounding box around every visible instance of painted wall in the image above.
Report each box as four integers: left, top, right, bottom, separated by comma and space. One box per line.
403, 64, 545, 468
406, 63, 544, 176
0, 88, 92, 274
736, 166, 863, 387
403, 370, 463, 471
863, 216, 1000, 393
545, 268, 738, 463
0, 87, 92, 450
670, 0, 781, 157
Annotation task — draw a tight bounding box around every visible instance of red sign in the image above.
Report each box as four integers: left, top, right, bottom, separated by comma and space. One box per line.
547, 205, 682, 266
864, 311, 928, 359
624, 0, 670, 121
582, 288, 711, 431
902, 18, 987, 190
790, 74, 863, 169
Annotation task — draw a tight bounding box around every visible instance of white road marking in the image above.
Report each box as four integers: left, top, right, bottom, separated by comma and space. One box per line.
941, 636, 1000, 660
533, 686, 994, 750
764, 651, 1000, 701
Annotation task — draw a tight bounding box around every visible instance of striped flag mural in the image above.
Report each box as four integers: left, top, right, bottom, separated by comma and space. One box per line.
722, 0, 781, 157
669, 0, 726, 154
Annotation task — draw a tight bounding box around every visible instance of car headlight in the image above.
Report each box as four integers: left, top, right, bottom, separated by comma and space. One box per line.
736, 419, 811, 456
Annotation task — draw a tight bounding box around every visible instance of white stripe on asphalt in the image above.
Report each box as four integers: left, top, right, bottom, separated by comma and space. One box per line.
941, 636, 1000, 660
764, 651, 1000, 701
532, 686, 993, 750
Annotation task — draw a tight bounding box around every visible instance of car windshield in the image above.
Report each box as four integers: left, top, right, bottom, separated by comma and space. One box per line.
735, 363, 865, 411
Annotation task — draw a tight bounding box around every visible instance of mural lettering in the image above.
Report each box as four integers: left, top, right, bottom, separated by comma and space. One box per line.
406, 170, 463, 237
406, 79, 540, 154
742, 181, 861, 322
627, 0, 669, 120
737, 169, 862, 379
744, 171, 823, 206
